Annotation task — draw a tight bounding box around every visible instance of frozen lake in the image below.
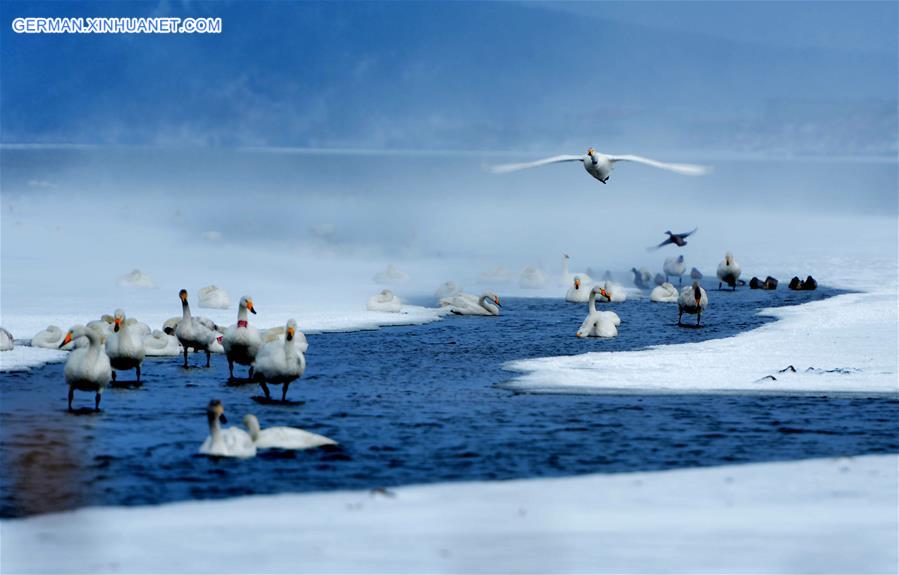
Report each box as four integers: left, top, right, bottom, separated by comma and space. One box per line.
1, 283, 896, 518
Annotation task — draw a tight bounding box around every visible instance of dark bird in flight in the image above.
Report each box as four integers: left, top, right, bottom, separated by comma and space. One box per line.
650, 228, 698, 250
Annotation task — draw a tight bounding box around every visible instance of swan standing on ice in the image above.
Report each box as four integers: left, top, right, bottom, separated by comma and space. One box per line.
59, 326, 111, 411
175, 289, 216, 368
254, 319, 306, 402
565, 276, 592, 303
663, 255, 686, 285
32, 325, 65, 349
650, 282, 680, 303
440, 292, 502, 316
198, 285, 230, 309
576, 286, 620, 338
560, 254, 592, 287
717, 251, 742, 290
678, 281, 709, 327
142, 330, 182, 356
367, 290, 403, 313
199, 400, 256, 459
243, 414, 336, 450
490, 148, 708, 184
105, 309, 146, 382
223, 296, 262, 380
0, 327, 13, 351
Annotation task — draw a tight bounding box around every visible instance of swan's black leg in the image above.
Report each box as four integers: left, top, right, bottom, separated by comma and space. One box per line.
260, 381, 271, 399
183, 348, 189, 368
697, 311, 701, 326
281, 383, 289, 402
205, 350, 211, 368
718, 281, 722, 290
68, 388, 74, 412
248, 366, 254, 380
227, 358, 234, 379
678, 308, 683, 326
95, 392, 101, 412
136, 365, 141, 382
111, 371, 117, 382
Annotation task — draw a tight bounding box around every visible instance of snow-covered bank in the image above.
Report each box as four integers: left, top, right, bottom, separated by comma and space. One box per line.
0, 345, 66, 372
2, 454, 895, 574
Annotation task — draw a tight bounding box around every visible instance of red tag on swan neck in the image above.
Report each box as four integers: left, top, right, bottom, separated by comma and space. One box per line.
237, 320, 248, 328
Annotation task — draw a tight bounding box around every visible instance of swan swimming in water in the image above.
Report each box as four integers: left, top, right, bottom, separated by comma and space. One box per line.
199, 400, 256, 459
678, 281, 709, 326
601, 281, 627, 303
439, 292, 502, 316
663, 255, 686, 285
197, 285, 230, 309
576, 286, 620, 338
105, 309, 146, 382
650, 282, 680, 303
243, 414, 337, 450
223, 296, 262, 379
0, 327, 13, 351
565, 276, 592, 303
59, 325, 111, 411
175, 289, 217, 368
142, 330, 182, 356
367, 289, 403, 313
489, 148, 709, 184
253, 319, 306, 402
717, 251, 742, 290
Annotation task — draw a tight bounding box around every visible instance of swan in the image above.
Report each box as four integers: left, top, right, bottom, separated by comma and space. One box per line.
576, 286, 620, 338
243, 414, 337, 450
653, 273, 666, 286
117, 269, 156, 289
0, 327, 13, 351
434, 281, 463, 301
373, 264, 408, 284
560, 254, 592, 287
261, 325, 309, 354
678, 281, 709, 326
717, 251, 742, 290
59, 325, 111, 411
199, 400, 256, 459
105, 309, 146, 382
367, 289, 403, 313
32, 325, 65, 349
663, 255, 686, 285
142, 330, 182, 356
126, 319, 151, 337
489, 148, 709, 184
253, 319, 306, 402
690, 267, 703, 281
519, 266, 546, 289
565, 275, 592, 303
631, 267, 652, 290
439, 292, 502, 316
174, 289, 216, 368
223, 296, 262, 379
197, 285, 230, 309
650, 228, 697, 250
650, 282, 680, 303
601, 281, 627, 303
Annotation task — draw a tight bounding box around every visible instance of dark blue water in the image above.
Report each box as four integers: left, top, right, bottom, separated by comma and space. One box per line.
1, 283, 897, 518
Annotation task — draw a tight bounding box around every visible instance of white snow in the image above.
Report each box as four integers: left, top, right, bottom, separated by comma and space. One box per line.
0, 345, 67, 372
2, 454, 895, 574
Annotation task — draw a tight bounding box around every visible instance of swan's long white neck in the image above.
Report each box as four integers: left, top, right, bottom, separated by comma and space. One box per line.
588, 294, 597, 314
207, 412, 221, 437
479, 295, 498, 314
237, 303, 249, 324
245, 416, 261, 441
181, 300, 192, 323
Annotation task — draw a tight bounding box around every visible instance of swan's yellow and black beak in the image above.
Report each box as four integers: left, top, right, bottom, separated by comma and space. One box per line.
114, 318, 121, 332
599, 289, 611, 301
58, 331, 73, 349
179, 289, 188, 302
247, 299, 256, 314
587, 147, 595, 156
286, 326, 295, 341
574, 277, 581, 289
494, 296, 502, 308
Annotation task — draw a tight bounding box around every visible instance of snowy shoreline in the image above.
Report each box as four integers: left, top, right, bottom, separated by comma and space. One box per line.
2, 454, 895, 573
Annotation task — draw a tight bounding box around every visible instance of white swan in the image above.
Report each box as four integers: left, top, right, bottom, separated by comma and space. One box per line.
490, 148, 709, 184
717, 251, 742, 290
663, 255, 686, 285
198, 285, 230, 309
0, 327, 13, 351
32, 325, 65, 349
223, 296, 262, 379
254, 319, 306, 402
373, 264, 408, 284
105, 309, 146, 382
602, 281, 627, 303
650, 282, 680, 303
126, 319, 151, 337
440, 292, 502, 316
367, 289, 403, 313
261, 325, 309, 354
576, 286, 620, 338
59, 325, 111, 411
560, 254, 593, 287
678, 281, 709, 326
175, 289, 216, 368
434, 281, 463, 301
519, 266, 546, 289
199, 400, 256, 459
117, 269, 156, 289
243, 414, 337, 450
142, 330, 182, 356
565, 275, 592, 303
